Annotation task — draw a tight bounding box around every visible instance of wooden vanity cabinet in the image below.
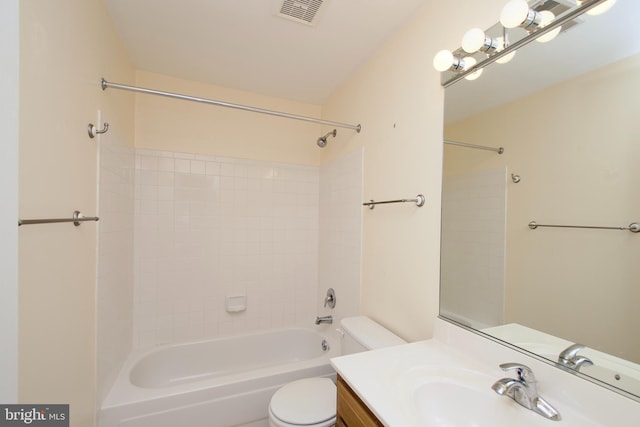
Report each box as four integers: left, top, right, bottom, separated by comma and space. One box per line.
336, 375, 384, 427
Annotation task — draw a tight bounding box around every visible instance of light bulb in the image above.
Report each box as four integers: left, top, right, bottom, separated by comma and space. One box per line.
585, 0, 617, 16
433, 49, 454, 72
496, 51, 517, 64
500, 0, 529, 28
463, 57, 483, 81
433, 50, 466, 72
536, 10, 561, 43
495, 37, 517, 64
462, 28, 486, 53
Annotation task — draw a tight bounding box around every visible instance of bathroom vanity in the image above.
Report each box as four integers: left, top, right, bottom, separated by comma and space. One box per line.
336, 375, 383, 427
331, 318, 640, 427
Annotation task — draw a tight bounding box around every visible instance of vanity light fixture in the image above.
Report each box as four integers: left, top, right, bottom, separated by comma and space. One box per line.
461, 28, 500, 54
461, 28, 516, 64
500, 0, 560, 43
462, 57, 483, 81
433, 50, 466, 72
495, 36, 517, 64
435, 0, 614, 86
432, 50, 482, 80
535, 10, 562, 42
500, 0, 542, 29
579, 0, 616, 15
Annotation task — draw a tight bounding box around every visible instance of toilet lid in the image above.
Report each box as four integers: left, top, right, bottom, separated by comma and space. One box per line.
270, 378, 336, 425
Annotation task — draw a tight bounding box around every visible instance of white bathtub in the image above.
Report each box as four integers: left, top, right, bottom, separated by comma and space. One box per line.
100, 328, 338, 427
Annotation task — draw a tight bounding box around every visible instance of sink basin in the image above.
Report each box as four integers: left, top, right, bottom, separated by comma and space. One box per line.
412, 378, 542, 426
394, 366, 596, 427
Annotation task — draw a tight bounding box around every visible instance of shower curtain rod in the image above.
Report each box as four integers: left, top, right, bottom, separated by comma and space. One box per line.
444, 139, 504, 154
101, 79, 362, 133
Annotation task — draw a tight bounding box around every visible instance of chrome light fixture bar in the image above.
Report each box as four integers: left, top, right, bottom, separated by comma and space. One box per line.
442, 0, 609, 87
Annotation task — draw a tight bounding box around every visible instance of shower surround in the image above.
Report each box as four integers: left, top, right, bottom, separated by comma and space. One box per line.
133, 149, 320, 348
97, 144, 363, 405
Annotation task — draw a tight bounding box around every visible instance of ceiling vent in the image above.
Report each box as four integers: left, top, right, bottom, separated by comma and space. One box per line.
274, 0, 327, 26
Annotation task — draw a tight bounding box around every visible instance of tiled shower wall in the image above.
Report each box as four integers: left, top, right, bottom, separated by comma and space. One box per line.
132, 149, 319, 348
317, 148, 363, 325
440, 167, 506, 329
97, 140, 135, 402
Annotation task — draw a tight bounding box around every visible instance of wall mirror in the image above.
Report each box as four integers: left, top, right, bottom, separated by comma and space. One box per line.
439, 0, 640, 400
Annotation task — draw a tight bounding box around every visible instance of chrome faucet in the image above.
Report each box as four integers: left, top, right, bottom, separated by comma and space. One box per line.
315, 315, 333, 325
558, 344, 593, 371
492, 363, 561, 421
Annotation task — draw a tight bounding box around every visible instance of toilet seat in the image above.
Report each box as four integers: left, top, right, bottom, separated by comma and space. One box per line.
269, 378, 336, 427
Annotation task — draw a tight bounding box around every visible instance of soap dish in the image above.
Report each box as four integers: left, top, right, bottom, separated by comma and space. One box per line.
225, 295, 247, 313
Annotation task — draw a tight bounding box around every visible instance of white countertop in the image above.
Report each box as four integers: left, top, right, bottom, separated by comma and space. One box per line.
331, 339, 493, 426
330, 318, 640, 427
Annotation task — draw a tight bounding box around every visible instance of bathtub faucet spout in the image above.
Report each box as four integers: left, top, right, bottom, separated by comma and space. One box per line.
315, 315, 333, 325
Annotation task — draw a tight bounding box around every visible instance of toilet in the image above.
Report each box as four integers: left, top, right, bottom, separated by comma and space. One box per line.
268, 316, 406, 427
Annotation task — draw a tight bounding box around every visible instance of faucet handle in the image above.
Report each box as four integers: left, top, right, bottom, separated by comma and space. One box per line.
558, 343, 593, 371
324, 288, 336, 309
499, 363, 536, 383
559, 343, 585, 361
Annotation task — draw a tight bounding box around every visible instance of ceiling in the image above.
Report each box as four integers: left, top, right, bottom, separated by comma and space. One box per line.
104, 0, 428, 105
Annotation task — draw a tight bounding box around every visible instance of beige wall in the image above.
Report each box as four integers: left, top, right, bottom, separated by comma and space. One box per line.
445, 53, 640, 362
320, 0, 506, 341
19, 0, 134, 425
134, 71, 323, 165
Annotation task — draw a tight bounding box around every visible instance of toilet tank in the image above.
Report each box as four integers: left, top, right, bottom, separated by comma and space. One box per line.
339, 316, 406, 355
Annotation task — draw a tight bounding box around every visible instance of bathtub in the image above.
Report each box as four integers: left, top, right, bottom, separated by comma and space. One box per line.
100, 328, 338, 427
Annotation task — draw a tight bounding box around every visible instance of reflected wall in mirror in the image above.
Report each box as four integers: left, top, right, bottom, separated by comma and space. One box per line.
440, 0, 640, 399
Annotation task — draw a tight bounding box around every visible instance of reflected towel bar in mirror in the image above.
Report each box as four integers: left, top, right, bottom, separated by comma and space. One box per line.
444, 140, 504, 154
18, 210, 100, 227
528, 220, 640, 233
363, 194, 425, 210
